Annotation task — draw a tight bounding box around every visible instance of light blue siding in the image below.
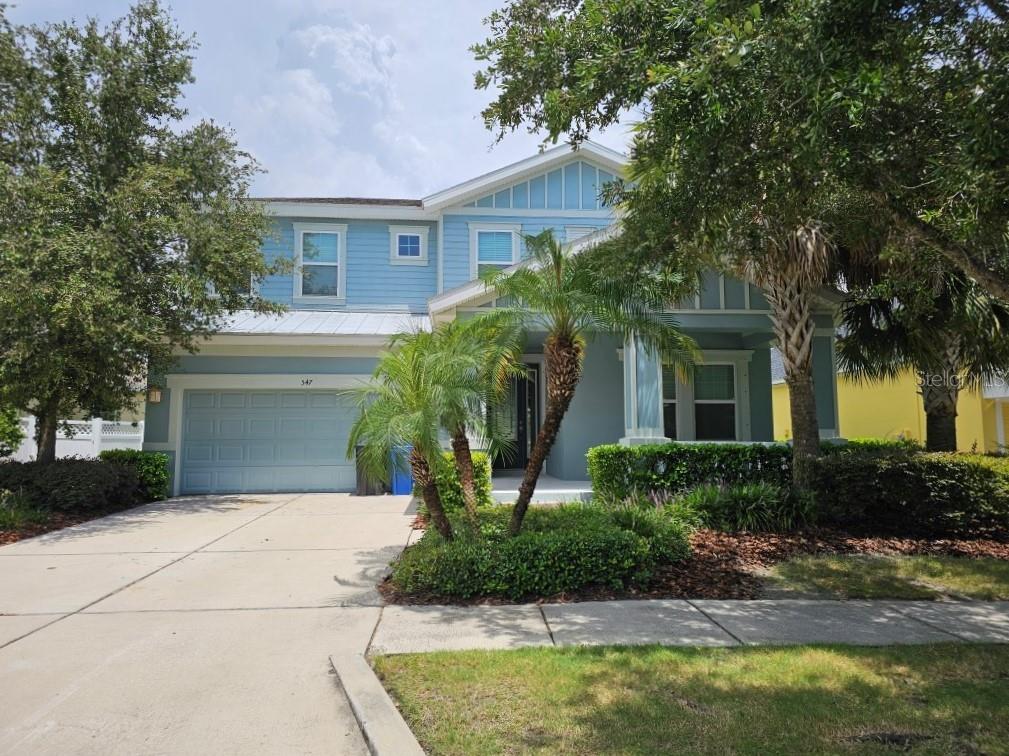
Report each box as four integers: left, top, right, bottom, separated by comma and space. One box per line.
699, 270, 722, 309
529, 175, 546, 208
748, 348, 774, 440
440, 214, 613, 291
580, 163, 599, 210
512, 182, 528, 209
724, 277, 747, 309
564, 163, 580, 209
546, 169, 563, 208
259, 218, 438, 312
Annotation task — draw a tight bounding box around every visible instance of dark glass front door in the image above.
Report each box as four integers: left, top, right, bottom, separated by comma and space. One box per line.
492, 362, 540, 470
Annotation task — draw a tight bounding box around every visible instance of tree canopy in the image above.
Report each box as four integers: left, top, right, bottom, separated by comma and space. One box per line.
0, 1, 283, 460
474, 0, 1009, 300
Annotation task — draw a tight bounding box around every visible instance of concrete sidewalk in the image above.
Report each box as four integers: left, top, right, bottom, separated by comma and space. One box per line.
369, 598, 1009, 655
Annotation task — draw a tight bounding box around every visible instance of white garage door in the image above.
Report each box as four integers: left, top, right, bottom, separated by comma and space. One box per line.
179, 390, 357, 494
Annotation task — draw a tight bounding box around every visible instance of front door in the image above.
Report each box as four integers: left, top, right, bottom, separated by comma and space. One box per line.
492, 362, 540, 470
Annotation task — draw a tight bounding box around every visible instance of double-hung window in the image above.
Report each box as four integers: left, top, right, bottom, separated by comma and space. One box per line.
694, 364, 737, 440
294, 223, 346, 301
470, 223, 520, 279
389, 225, 429, 266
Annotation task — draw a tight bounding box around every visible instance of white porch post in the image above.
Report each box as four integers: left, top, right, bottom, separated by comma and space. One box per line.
91, 417, 103, 457
620, 335, 669, 446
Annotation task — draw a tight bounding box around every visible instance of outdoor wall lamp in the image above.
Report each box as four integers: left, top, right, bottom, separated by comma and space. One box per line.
146, 386, 163, 404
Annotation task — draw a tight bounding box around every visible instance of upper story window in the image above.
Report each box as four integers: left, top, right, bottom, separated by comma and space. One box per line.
662, 368, 678, 440
694, 364, 737, 440
294, 223, 346, 302
469, 222, 520, 279
389, 225, 429, 266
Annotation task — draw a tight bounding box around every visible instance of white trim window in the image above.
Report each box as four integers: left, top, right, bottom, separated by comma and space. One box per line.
469, 222, 520, 279
662, 367, 678, 440
389, 225, 429, 266
294, 222, 346, 302
693, 364, 737, 440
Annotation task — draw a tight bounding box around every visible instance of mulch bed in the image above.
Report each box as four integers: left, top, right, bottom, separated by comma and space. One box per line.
0, 512, 98, 546
381, 525, 1009, 604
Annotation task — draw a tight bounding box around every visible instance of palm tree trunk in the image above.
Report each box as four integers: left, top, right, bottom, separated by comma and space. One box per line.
449, 426, 480, 523
34, 404, 59, 464
919, 375, 959, 452
508, 334, 583, 536
410, 449, 453, 541
764, 270, 821, 489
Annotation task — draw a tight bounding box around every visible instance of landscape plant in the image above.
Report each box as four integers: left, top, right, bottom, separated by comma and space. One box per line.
472, 0, 1009, 486
0, 406, 23, 458
0, 2, 284, 462
487, 230, 697, 535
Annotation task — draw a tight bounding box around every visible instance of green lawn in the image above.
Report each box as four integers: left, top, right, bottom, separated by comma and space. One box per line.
375, 644, 1009, 755
768, 555, 1009, 600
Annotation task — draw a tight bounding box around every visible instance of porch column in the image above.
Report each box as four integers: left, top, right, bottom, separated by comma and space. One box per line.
620, 335, 669, 445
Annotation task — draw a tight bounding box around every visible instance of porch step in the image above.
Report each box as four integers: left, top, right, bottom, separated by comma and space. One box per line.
491, 474, 593, 504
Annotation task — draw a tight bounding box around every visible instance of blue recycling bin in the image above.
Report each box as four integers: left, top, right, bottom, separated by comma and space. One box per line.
390, 445, 414, 495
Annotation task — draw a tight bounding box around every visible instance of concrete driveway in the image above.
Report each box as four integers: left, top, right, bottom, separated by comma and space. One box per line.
0, 493, 415, 755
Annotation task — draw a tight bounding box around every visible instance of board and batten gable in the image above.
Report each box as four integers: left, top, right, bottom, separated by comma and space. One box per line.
258, 217, 439, 313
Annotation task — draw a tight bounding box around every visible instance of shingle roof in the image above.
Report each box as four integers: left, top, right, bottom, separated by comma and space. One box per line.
218, 310, 430, 336
251, 197, 423, 207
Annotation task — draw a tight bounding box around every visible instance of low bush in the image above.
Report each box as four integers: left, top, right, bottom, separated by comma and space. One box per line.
810, 452, 1009, 537
0, 458, 140, 514
0, 407, 24, 458
422, 451, 493, 511
587, 442, 793, 500
676, 482, 816, 532
99, 449, 170, 501
0, 489, 49, 529
391, 504, 691, 600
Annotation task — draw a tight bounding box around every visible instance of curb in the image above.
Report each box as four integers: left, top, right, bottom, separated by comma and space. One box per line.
330, 652, 425, 756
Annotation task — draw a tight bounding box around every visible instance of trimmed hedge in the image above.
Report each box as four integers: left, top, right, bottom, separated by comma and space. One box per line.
0, 458, 140, 514
588, 442, 793, 499
392, 504, 691, 600
810, 452, 1009, 537
99, 450, 170, 502
417, 451, 493, 511
588, 440, 1009, 537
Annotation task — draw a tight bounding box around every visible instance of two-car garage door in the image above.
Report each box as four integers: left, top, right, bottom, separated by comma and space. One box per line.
179, 390, 357, 495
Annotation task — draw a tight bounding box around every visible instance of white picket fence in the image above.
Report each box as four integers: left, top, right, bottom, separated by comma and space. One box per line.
11, 417, 144, 462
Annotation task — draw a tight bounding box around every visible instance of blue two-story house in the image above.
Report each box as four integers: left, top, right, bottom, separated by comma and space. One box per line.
142, 142, 840, 496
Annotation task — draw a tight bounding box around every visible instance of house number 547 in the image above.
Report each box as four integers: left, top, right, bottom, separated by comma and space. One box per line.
301, 379, 313, 386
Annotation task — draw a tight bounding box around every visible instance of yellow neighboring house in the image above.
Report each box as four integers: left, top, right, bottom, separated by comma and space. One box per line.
771, 368, 1009, 453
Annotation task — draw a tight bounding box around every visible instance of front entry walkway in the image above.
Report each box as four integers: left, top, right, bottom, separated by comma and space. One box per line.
0, 493, 415, 755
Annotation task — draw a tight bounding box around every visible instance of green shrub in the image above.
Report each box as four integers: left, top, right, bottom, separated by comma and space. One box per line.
0, 489, 49, 529
99, 449, 170, 501
0, 407, 24, 459
391, 504, 691, 600
677, 482, 815, 532
434, 450, 492, 510
810, 452, 1009, 537
587, 442, 794, 500
0, 459, 140, 514
821, 437, 923, 455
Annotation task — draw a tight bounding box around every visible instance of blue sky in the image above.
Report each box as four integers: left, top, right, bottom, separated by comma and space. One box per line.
11, 1, 633, 198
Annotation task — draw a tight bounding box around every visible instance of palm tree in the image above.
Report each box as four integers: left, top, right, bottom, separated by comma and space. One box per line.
345, 329, 476, 541
741, 224, 836, 487
488, 229, 698, 535
839, 270, 1009, 451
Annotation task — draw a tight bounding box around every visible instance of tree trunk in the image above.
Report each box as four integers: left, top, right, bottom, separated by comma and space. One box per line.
762, 261, 822, 490
410, 449, 454, 541
450, 426, 480, 523
919, 374, 959, 452
34, 406, 59, 464
508, 334, 583, 536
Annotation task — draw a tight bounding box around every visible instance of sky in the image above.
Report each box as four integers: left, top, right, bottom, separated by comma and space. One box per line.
10, 0, 634, 199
